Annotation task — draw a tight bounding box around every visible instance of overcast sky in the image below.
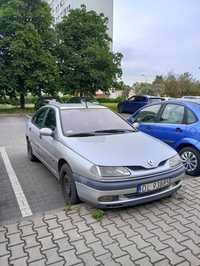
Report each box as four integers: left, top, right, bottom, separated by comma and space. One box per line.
113, 0, 200, 85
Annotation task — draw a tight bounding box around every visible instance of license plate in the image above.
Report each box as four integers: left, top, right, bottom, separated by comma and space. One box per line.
137, 179, 170, 193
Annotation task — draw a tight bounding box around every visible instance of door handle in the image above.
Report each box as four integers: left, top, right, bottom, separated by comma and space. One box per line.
176, 127, 182, 133
29, 127, 32, 132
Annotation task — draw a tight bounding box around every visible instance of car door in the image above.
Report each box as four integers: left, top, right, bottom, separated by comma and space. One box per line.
29, 107, 49, 158
39, 108, 59, 175
131, 104, 162, 138
152, 103, 186, 149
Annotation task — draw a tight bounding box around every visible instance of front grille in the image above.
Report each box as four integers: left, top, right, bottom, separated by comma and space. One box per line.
128, 160, 167, 171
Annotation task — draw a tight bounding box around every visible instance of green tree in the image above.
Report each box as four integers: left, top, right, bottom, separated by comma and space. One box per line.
0, 0, 59, 108
134, 82, 155, 95
152, 75, 165, 96
56, 5, 122, 96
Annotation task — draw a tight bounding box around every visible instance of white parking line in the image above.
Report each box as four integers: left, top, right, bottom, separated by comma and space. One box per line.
0, 147, 32, 218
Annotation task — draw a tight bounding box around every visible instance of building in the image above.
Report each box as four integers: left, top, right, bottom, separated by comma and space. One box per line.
46, 0, 113, 40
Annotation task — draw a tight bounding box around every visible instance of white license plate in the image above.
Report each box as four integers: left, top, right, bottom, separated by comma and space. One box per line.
138, 179, 170, 193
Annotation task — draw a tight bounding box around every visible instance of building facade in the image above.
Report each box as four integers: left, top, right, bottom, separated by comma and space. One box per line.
46, 0, 113, 40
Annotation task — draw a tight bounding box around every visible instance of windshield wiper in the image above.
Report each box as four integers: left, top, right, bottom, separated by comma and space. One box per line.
67, 132, 96, 137
94, 129, 135, 134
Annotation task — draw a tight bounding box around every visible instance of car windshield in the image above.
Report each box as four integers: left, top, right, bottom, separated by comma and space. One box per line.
60, 108, 134, 136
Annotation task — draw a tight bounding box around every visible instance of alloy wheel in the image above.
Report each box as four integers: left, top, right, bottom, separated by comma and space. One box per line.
181, 151, 198, 172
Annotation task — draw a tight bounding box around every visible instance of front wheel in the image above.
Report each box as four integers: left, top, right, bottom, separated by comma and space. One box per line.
60, 164, 80, 205
179, 146, 200, 176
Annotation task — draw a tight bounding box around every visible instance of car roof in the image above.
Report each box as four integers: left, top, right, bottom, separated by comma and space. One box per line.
47, 102, 107, 110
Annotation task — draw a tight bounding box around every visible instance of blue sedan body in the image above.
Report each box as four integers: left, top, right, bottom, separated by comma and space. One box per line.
118, 95, 164, 114
128, 100, 200, 175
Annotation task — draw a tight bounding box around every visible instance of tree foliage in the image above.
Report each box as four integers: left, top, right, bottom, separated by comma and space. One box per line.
0, 0, 59, 108
133, 73, 200, 97
56, 5, 123, 96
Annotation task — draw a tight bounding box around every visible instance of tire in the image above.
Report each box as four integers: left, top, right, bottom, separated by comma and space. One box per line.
27, 139, 38, 162
179, 146, 200, 176
60, 164, 80, 205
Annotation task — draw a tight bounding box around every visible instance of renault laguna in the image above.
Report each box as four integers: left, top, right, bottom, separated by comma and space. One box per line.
26, 103, 184, 208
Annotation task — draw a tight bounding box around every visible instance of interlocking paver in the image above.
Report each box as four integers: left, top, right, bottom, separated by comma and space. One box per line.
96, 232, 114, 246
35, 226, 51, 239
141, 246, 165, 264
10, 257, 28, 266
179, 250, 200, 266
159, 247, 185, 265
106, 243, 127, 258
81, 230, 99, 244
130, 235, 150, 250
79, 251, 100, 266
0, 231, 8, 243
72, 239, 91, 254
181, 239, 200, 255
66, 228, 83, 242
43, 248, 63, 265
39, 236, 56, 251
88, 241, 108, 256
44, 218, 61, 230
146, 236, 168, 251
116, 255, 136, 266
122, 243, 146, 261
0, 255, 10, 266
24, 234, 40, 249
27, 246, 45, 263
50, 227, 65, 240
2, 176, 200, 266
135, 256, 152, 266
55, 237, 74, 252
9, 244, 27, 261
60, 249, 83, 265
0, 242, 9, 256
8, 232, 24, 247
29, 259, 46, 266
163, 238, 186, 253
97, 253, 120, 266
59, 219, 75, 231
112, 233, 133, 248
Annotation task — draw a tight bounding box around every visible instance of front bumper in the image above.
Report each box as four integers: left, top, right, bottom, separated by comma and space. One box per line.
75, 166, 185, 208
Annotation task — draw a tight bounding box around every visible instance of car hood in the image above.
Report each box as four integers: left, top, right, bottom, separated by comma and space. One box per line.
63, 132, 176, 167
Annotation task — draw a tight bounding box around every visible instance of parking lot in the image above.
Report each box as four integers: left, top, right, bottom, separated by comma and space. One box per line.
1, 115, 200, 265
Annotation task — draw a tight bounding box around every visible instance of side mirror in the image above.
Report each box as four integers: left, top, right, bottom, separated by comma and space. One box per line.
40, 128, 53, 137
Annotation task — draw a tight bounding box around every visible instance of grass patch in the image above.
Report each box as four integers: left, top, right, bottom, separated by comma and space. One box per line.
101, 102, 118, 112
0, 107, 34, 114
92, 209, 105, 221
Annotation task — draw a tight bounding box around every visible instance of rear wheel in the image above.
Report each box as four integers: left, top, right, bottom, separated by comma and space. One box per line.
27, 139, 38, 162
179, 146, 200, 176
60, 164, 80, 205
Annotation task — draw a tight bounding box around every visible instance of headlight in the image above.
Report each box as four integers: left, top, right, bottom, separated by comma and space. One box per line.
168, 154, 182, 168
91, 166, 131, 179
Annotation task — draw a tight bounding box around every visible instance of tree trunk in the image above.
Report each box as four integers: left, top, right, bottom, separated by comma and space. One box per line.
20, 93, 25, 109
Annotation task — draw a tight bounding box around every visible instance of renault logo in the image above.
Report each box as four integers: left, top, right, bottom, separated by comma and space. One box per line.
147, 160, 156, 168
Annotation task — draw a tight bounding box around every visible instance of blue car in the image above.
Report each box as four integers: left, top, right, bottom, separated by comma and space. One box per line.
128, 100, 200, 176
118, 95, 164, 114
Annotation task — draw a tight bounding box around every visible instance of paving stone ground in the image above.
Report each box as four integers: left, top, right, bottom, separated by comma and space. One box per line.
1, 176, 200, 266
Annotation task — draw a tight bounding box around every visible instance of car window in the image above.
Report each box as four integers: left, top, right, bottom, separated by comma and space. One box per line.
134, 96, 147, 102
186, 108, 197, 124
60, 108, 133, 135
44, 109, 57, 130
160, 104, 184, 124
149, 98, 162, 104
32, 108, 48, 128
134, 104, 161, 123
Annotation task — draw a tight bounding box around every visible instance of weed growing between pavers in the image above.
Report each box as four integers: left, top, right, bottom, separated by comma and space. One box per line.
92, 209, 105, 221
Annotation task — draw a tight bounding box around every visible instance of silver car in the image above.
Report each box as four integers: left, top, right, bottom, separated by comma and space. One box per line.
26, 102, 185, 208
